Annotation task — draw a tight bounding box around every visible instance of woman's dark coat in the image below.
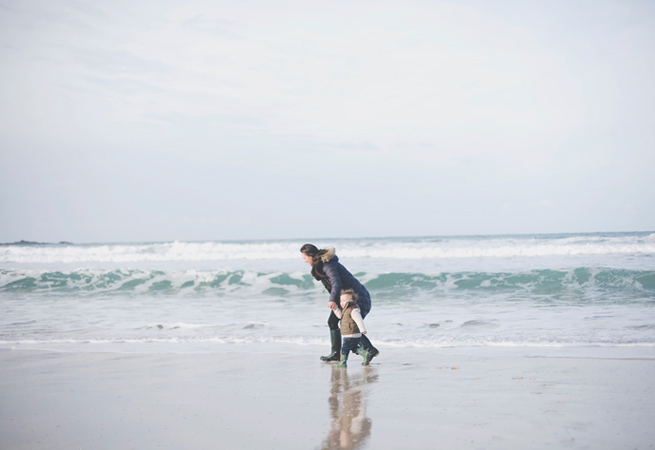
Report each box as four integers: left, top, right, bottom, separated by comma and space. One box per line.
318, 248, 371, 316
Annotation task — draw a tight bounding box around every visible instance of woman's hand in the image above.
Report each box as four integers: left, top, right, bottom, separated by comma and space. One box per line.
328, 301, 338, 310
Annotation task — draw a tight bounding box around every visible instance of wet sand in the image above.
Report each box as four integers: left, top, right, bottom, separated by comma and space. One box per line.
1, 346, 654, 449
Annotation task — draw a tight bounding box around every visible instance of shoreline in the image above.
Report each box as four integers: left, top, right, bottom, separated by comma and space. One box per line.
1, 345, 654, 449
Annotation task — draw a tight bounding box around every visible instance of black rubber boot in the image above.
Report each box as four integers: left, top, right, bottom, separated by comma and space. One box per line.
320, 329, 342, 361
359, 334, 379, 365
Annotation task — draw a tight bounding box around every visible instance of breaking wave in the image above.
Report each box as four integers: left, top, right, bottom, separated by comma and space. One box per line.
1, 267, 653, 297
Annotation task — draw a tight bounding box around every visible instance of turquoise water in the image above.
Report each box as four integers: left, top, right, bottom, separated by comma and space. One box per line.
1, 232, 654, 351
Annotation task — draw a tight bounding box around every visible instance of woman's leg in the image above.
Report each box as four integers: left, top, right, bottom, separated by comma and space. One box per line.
356, 308, 379, 363
327, 310, 340, 330
321, 311, 341, 361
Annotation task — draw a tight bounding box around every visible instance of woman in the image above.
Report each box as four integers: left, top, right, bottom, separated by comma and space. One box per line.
301, 243, 379, 363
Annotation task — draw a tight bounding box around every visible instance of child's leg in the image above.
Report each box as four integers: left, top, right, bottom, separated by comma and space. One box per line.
336, 338, 360, 368
340, 337, 360, 356
359, 334, 379, 362
356, 344, 370, 364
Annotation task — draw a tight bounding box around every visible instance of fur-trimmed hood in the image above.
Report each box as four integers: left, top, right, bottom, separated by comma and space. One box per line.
320, 248, 337, 263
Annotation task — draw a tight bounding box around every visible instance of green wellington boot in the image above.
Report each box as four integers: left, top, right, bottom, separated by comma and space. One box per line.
334, 353, 349, 368
359, 334, 379, 365
356, 346, 370, 366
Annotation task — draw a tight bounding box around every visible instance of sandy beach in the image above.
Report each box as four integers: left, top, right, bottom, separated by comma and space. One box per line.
1, 345, 653, 450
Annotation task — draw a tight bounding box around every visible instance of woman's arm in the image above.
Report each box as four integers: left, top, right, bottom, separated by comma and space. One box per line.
322, 262, 343, 305
323, 261, 343, 305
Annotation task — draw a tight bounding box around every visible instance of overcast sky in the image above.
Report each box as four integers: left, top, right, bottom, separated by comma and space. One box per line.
1, 0, 653, 243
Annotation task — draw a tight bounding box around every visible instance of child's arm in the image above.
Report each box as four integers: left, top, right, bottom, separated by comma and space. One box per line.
333, 308, 343, 319
351, 308, 366, 334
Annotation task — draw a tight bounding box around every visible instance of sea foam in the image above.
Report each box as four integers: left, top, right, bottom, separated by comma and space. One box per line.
1, 232, 653, 264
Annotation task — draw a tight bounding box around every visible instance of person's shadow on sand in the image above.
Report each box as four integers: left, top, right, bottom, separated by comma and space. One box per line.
320, 366, 378, 450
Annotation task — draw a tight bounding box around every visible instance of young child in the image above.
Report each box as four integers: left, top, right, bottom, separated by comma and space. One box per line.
333, 289, 370, 368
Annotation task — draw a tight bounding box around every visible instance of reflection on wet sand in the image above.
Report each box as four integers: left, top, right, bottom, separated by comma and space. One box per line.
320, 366, 378, 450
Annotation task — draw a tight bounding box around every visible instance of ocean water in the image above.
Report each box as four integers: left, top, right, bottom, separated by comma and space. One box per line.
1, 232, 654, 354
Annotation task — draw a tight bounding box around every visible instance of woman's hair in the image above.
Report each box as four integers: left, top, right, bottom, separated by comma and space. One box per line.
300, 243, 321, 259
300, 243, 330, 285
